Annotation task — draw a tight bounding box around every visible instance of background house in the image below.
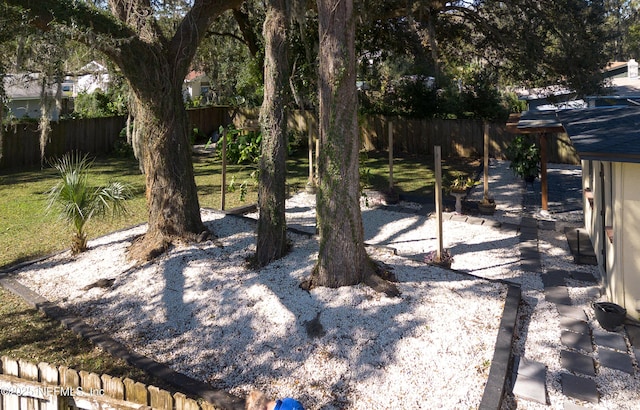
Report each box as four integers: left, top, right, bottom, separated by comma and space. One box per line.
518, 59, 640, 110
559, 106, 640, 320
183, 71, 213, 105
2, 73, 72, 121
74, 61, 111, 95
2, 61, 111, 121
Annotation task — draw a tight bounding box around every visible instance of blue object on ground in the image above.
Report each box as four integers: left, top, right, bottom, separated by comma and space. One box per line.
274, 398, 304, 410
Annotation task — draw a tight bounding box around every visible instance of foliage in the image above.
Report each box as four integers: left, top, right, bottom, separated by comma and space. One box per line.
46, 152, 132, 253
506, 135, 541, 180
356, 0, 609, 112
70, 75, 129, 119
216, 125, 262, 165
359, 66, 512, 120
602, 0, 640, 62
227, 169, 258, 202
449, 175, 475, 192
193, 2, 266, 107
112, 128, 135, 158
191, 127, 206, 144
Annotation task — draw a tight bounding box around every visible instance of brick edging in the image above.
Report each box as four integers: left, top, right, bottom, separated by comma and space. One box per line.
0, 276, 245, 410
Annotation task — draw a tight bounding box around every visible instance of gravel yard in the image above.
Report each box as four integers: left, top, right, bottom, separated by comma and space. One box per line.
10, 159, 640, 409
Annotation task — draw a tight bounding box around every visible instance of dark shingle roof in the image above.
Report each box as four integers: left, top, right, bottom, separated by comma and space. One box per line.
518, 110, 564, 133
557, 106, 640, 163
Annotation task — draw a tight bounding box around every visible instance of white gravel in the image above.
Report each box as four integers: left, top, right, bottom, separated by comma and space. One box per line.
10, 159, 640, 409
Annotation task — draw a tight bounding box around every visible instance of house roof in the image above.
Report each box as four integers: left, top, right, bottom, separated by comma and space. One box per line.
509, 110, 565, 134
3, 73, 57, 100
557, 106, 640, 163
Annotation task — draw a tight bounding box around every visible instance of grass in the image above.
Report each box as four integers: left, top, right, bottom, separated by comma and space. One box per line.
0, 286, 178, 393
1, 149, 477, 269
0, 147, 477, 389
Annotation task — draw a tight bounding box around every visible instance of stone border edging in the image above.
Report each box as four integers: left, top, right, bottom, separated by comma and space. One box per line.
0, 276, 245, 410
479, 285, 522, 409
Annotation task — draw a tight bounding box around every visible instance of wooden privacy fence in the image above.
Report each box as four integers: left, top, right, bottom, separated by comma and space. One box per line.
233, 109, 580, 165
0, 356, 217, 410
0, 107, 231, 170
1, 116, 126, 169
1, 106, 579, 170
359, 115, 579, 164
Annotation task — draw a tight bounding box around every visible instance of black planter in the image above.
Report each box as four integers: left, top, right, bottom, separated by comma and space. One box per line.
593, 302, 627, 331
478, 200, 496, 215
524, 174, 536, 183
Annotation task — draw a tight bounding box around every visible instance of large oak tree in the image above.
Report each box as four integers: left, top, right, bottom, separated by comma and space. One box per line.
255, 0, 289, 266
311, 0, 373, 288
12, 0, 243, 260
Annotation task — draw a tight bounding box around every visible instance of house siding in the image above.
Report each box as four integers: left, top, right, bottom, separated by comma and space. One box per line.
619, 162, 640, 319
585, 159, 640, 320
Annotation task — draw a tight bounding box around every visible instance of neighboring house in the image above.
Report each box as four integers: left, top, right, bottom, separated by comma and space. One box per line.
517, 85, 581, 111
183, 71, 213, 104
75, 61, 110, 95
2, 61, 110, 121
518, 59, 640, 110
2, 73, 72, 121
558, 106, 640, 320
587, 59, 640, 107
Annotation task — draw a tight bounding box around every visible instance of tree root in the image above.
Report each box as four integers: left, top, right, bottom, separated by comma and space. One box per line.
300, 260, 401, 298
126, 228, 213, 263
363, 273, 400, 298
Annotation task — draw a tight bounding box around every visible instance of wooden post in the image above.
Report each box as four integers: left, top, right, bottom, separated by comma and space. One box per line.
388, 120, 394, 190
483, 122, 490, 200
540, 133, 548, 211
220, 131, 227, 210
434, 146, 443, 261
308, 117, 314, 185
315, 135, 320, 180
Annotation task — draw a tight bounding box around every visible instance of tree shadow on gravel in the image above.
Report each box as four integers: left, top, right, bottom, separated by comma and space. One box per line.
37, 212, 509, 409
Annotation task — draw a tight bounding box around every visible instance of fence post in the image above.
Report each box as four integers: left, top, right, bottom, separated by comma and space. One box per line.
124, 378, 149, 405
149, 385, 174, 409
101, 374, 125, 400
483, 121, 490, 200
221, 131, 227, 211
388, 120, 394, 190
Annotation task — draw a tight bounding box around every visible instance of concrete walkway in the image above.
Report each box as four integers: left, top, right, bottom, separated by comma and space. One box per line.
509, 168, 640, 408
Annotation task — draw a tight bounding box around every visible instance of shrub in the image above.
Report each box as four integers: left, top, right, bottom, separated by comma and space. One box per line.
47, 152, 132, 253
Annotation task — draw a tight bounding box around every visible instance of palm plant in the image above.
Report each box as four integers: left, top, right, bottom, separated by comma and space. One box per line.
47, 152, 132, 254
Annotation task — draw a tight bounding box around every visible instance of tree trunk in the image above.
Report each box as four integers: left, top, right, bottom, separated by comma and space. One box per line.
127, 64, 207, 261
255, 0, 289, 266
312, 0, 374, 287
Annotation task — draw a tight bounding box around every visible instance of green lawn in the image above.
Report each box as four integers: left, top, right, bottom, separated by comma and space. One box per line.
0, 149, 477, 269
0, 286, 178, 394
0, 147, 477, 392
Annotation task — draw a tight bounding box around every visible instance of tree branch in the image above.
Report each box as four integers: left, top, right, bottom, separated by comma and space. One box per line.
205, 30, 248, 45
232, 7, 261, 57
169, 0, 244, 76
9, 0, 136, 43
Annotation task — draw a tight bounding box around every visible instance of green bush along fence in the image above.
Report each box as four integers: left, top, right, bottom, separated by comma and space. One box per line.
0, 107, 578, 170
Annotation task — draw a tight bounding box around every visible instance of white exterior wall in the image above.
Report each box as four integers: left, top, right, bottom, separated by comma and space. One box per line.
585, 159, 640, 320
617, 162, 640, 319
